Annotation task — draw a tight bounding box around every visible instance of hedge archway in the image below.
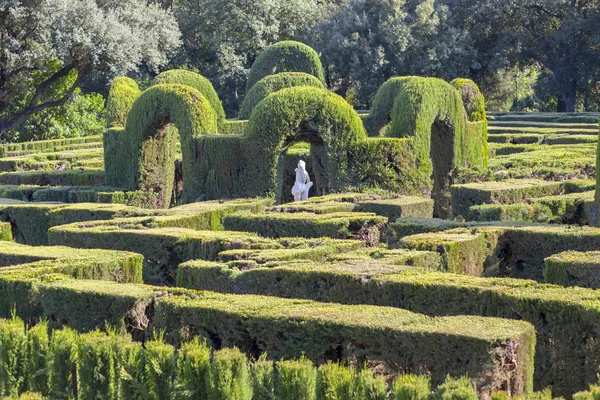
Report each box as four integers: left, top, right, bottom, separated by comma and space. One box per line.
367, 77, 484, 217
239, 72, 325, 119
246, 41, 325, 92
243, 86, 367, 197
116, 84, 218, 208
151, 69, 225, 121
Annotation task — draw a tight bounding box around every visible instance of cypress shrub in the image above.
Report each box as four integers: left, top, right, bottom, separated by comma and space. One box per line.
48, 328, 78, 399
144, 337, 176, 400
250, 354, 274, 400
491, 391, 510, 400
246, 41, 325, 92
449, 79, 486, 123
435, 376, 477, 400
0, 317, 28, 396
206, 347, 252, 400
392, 374, 431, 400
354, 368, 387, 400
114, 334, 144, 400
316, 362, 355, 400
174, 338, 210, 399
77, 330, 117, 400
276, 357, 317, 400
26, 323, 49, 395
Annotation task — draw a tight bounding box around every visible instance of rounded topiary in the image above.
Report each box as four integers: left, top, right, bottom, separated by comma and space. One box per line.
450, 78, 486, 122
151, 69, 226, 121
106, 77, 141, 128
115, 83, 218, 207
238, 72, 324, 119
246, 41, 325, 92
244, 86, 366, 196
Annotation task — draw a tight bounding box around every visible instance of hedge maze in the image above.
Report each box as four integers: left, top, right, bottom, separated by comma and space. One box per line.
0, 41, 599, 399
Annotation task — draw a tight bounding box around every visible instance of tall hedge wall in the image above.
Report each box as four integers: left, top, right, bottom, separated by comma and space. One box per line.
151, 69, 226, 122
105, 77, 141, 128
246, 41, 325, 92
238, 72, 324, 119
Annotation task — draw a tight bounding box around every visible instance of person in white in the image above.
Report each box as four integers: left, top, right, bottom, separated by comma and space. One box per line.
291, 160, 313, 201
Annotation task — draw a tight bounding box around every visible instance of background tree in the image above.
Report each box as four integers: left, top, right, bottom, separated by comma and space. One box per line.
0, 0, 181, 137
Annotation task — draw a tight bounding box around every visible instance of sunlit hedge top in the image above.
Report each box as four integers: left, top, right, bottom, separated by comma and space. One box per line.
246, 41, 325, 92
106, 77, 141, 128
450, 78, 486, 122
151, 69, 225, 121
238, 72, 324, 119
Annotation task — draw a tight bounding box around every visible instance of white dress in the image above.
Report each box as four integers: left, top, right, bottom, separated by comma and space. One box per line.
291, 167, 313, 201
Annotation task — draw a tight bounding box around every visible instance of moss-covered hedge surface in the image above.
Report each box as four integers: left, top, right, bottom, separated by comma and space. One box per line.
246, 41, 325, 92
239, 72, 325, 119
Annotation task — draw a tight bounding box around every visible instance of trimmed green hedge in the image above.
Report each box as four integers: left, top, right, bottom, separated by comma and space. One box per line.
222, 211, 387, 241
355, 196, 434, 221
105, 84, 218, 208
246, 41, 325, 92
450, 79, 486, 123
106, 77, 141, 128
451, 179, 563, 218
243, 86, 367, 197
0, 170, 104, 187
544, 250, 600, 288
239, 72, 324, 119
365, 77, 486, 217
151, 69, 226, 121
175, 252, 600, 396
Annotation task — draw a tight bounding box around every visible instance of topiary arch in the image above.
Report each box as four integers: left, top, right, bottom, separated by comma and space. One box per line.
107, 84, 218, 208
366, 77, 486, 217
238, 72, 325, 119
151, 69, 226, 121
246, 41, 326, 92
243, 86, 367, 198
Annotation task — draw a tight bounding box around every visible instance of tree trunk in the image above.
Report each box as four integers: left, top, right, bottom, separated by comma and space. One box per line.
561, 79, 577, 113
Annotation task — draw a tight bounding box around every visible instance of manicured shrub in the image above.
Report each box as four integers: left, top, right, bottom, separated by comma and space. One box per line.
48, 328, 78, 399
435, 376, 477, 400
0, 317, 28, 396
206, 347, 252, 400
174, 338, 211, 399
106, 77, 141, 128
392, 374, 431, 400
26, 323, 49, 395
250, 354, 274, 400
151, 69, 226, 121
246, 41, 325, 92
239, 72, 324, 119
144, 336, 176, 400
77, 330, 117, 400
276, 357, 317, 400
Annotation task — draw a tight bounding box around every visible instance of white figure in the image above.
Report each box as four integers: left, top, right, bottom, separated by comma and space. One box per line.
291, 160, 313, 201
